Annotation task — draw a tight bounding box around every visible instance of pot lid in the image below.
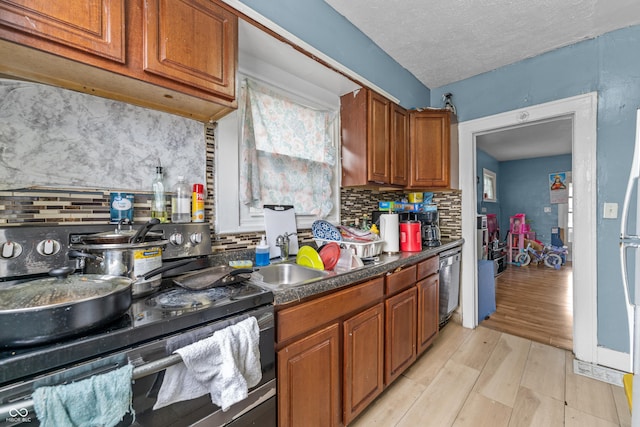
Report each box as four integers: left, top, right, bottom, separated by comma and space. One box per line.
0, 268, 132, 312
80, 219, 163, 244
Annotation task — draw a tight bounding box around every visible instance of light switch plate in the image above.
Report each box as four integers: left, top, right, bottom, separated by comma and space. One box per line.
604, 202, 618, 219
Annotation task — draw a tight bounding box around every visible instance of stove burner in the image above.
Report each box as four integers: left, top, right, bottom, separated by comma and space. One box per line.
147, 283, 265, 311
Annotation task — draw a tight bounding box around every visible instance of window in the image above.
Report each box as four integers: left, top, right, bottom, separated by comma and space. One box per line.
216, 75, 341, 233
483, 168, 497, 202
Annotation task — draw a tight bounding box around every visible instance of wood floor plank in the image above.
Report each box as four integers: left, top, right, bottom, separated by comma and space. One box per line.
474, 333, 531, 407
481, 262, 573, 350
452, 391, 512, 427
565, 352, 620, 424
397, 359, 480, 427
402, 321, 473, 387
508, 386, 565, 427
350, 375, 425, 427
611, 383, 632, 427
565, 406, 621, 427
520, 341, 565, 401
451, 326, 501, 371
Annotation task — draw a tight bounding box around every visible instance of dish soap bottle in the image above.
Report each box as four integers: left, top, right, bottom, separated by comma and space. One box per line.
151, 165, 168, 223
171, 176, 191, 223
255, 235, 270, 266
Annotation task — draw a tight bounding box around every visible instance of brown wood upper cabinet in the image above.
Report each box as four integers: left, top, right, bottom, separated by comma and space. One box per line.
143, 0, 236, 100
0, 0, 237, 121
408, 109, 459, 189
340, 87, 408, 187
0, 0, 126, 63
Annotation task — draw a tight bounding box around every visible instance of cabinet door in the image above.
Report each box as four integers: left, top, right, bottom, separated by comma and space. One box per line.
385, 287, 417, 385
343, 303, 384, 425
143, 0, 237, 100
417, 274, 439, 355
367, 91, 391, 184
390, 103, 409, 186
0, 0, 125, 62
278, 323, 341, 427
409, 110, 451, 188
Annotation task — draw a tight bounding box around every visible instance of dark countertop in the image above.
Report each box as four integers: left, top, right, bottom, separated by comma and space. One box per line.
254, 239, 464, 306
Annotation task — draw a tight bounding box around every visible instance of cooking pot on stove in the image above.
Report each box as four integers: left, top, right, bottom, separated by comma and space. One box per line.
69, 219, 172, 297
0, 267, 133, 347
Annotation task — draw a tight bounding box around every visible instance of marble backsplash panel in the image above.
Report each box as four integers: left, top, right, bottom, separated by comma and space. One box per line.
0, 79, 206, 191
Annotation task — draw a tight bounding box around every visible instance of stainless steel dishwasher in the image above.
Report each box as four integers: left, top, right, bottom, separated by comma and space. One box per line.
439, 247, 462, 326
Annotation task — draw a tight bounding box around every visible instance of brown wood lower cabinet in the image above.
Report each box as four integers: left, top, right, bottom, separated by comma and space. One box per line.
384, 287, 417, 385
276, 255, 445, 426
278, 323, 341, 427
343, 303, 384, 424
417, 274, 439, 354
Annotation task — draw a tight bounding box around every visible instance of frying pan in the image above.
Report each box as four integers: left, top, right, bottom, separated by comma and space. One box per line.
0, 267, 132, 347
173, 266, 253, 290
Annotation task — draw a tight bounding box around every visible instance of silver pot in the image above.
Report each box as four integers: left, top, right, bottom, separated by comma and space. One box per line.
69, 219, 169, 297
0, 268, 132, 347
69, 240, 169, 297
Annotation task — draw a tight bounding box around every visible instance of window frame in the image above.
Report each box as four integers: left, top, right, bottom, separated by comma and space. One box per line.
482, 168, 497, 203
215, 73, 342, 234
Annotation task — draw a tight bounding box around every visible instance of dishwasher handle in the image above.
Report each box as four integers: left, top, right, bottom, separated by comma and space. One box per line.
439, 250, 461, 269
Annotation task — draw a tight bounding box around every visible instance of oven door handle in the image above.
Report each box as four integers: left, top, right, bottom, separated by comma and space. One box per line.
0, 311, 274, 421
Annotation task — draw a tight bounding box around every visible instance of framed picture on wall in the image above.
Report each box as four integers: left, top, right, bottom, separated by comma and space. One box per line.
550, 171, 569, 203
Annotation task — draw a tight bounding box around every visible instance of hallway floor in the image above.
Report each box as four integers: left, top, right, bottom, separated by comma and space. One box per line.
351, 323, 631, 426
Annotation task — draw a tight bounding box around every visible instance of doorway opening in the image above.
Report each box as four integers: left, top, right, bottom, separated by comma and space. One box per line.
474, 117, 574, 349
458, 92, 598, 367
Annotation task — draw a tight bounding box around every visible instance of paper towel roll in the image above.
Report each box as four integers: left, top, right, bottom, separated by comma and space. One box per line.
380, 214, 399, 253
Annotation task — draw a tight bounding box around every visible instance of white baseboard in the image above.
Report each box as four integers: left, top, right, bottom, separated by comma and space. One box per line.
573, 359, 626, 387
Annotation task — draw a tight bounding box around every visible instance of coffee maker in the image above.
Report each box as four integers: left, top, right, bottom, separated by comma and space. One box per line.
416, 210, 441, 247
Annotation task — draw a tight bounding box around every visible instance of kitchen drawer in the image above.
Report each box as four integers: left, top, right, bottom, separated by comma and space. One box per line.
385, 265, 417, 296
416, 256, 439, 281
277, 277, 384, 343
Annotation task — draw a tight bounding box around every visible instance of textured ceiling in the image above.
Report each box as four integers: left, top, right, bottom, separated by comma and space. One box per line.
324, 0, 640, 89
324, 0, 640, 160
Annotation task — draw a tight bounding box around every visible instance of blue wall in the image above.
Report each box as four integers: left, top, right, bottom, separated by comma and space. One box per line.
499, 155, 572, 244
237, 0, 640, 352
237, 0, 430, 109
434, 26, 640, 352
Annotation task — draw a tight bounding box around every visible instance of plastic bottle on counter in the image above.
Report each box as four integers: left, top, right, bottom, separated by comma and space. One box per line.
192, 183, 205, 223
151, 166, 168, 223
171, 176, 191, 223
255, 235, 270, 266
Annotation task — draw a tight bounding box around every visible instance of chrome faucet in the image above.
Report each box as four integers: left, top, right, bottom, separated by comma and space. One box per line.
275, 232, 297, 261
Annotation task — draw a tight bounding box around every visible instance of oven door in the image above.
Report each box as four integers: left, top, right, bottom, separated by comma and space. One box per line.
127, 304, 276, 427
0, 305, 275, 427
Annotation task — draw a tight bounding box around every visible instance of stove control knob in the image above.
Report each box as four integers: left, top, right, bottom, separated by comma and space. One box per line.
190, 232, 203, 245
1, 241, 22, 259
169, 233, 184, 246
37, 239, 61, 256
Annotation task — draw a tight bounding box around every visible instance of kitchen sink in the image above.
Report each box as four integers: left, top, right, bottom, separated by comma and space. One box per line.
252, 263, 329, 287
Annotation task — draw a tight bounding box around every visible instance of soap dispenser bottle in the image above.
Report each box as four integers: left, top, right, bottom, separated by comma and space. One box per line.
255, 235, 270, 266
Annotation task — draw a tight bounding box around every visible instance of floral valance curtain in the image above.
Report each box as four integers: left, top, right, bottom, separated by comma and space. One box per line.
239, 78, 336, 216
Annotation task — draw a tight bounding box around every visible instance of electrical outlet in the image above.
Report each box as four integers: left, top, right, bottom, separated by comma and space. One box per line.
604, 202, 618, 219
481, 207, 487, 213
543, 206, 551, 213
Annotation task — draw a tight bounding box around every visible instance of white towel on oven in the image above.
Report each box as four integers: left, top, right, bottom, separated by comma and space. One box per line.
153, 316, 261, 411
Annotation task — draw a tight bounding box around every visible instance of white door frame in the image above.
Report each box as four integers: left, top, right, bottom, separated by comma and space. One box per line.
458, 92, 599, 366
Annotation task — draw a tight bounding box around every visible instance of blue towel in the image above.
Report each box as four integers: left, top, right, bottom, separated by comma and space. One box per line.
33, 364, 134, 427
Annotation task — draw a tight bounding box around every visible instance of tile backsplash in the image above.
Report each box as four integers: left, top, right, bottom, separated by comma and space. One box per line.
0, 81, 461, 252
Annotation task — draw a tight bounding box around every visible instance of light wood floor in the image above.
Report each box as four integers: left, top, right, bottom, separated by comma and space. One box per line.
481, 261, 573, 350
351, 322, 630, 427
